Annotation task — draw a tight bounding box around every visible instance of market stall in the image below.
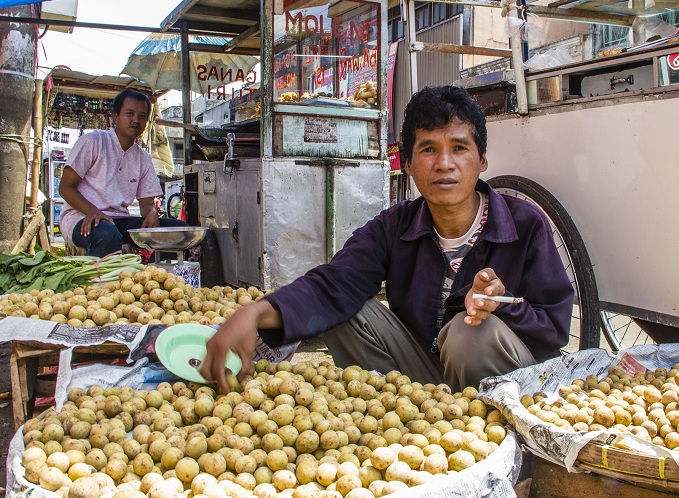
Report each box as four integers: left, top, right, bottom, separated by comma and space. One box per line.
0, 253, 522, 498
2, 282, 523, 498
159, 0, 390, 290
8, 2, 679, 498
6, 258, 679, 498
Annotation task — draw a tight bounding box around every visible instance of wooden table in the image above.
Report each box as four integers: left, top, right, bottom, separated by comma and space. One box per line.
9, 341, 129, 430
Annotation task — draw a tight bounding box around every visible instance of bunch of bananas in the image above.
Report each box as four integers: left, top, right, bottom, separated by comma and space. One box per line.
250, 102, 261, 119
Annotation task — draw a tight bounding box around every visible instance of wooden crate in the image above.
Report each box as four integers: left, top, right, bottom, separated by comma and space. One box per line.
576, 440, 679, 494
10, 340, 129, 430
531, 456, 679, 497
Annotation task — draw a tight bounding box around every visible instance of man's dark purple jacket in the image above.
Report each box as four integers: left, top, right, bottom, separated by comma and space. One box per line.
262, 180, 574, 363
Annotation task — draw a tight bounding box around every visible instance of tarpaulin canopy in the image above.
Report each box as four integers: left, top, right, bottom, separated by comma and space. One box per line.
121, 33, 259, 94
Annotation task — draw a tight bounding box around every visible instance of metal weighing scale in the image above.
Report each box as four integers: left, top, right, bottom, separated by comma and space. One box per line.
128, 227, 209, 264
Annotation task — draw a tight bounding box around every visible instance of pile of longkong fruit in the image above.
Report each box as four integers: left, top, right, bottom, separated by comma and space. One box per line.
20, 362, 508, 498
522, 363, 679, 449
0, 266, 267, 328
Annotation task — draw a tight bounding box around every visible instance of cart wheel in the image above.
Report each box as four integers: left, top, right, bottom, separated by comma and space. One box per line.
167, 193, 183, 219
488, 175, 600, 352
600, 313, 656, 353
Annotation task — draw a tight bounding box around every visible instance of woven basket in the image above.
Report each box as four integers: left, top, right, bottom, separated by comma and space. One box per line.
577, 440, 679, 494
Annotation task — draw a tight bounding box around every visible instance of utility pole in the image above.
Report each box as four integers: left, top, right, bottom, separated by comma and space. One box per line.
0, 5, 37, 252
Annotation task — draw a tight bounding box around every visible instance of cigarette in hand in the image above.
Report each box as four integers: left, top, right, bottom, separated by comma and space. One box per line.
472, 294, 524, 304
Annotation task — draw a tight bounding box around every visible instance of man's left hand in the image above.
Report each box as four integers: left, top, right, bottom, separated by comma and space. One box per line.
464, 268, 505, 326
141, 210, 160, 228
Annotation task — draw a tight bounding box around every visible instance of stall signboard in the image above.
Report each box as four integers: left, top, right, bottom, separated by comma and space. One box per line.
46, 128, 71, 145
201, 61, 259, 101
670, 53, 679, 70
273, 1, 379, 103
660, 53, 679, 86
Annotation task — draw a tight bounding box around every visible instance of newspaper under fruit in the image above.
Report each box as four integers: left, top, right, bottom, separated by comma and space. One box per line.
0, 316, 300, 411
478, 344, 679, 471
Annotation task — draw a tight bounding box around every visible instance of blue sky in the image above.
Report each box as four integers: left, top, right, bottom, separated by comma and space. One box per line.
38, 0, 181, 103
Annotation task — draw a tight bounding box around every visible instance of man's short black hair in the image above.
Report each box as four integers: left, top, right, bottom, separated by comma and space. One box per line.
401, 86, 487, 161
112, 89, 151, 115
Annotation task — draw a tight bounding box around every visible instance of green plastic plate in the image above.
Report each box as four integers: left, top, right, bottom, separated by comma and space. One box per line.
155, 323, 242, 383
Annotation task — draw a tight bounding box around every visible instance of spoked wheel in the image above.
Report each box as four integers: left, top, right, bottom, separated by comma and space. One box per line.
488, 175, 600, 352
600, 312, 655, 353
167, 192, 183, 219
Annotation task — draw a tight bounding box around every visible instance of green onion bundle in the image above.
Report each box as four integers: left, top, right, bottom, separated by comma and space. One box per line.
0, 251, 146, 294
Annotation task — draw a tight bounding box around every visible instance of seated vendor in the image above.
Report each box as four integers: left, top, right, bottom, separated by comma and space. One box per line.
200, 85, 574, 393
59, 89, 187, 258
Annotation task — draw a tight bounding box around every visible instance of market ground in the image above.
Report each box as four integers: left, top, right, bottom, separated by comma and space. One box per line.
0, 337, 330, 491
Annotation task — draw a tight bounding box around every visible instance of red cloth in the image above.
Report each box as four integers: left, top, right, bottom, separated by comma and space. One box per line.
178, 200, 187, 222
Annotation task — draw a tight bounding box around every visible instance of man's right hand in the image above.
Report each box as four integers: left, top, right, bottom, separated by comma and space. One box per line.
80, 208, 114, 237
200, 299, 281, 393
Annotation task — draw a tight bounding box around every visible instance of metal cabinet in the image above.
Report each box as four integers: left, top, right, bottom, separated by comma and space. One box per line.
187, 154, 388, 290
187, 159, 262, 288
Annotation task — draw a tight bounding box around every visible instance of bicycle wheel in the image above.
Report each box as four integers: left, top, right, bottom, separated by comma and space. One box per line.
600, 313, 655, 352
167, 193, 183, 219
488, 175, 600, 352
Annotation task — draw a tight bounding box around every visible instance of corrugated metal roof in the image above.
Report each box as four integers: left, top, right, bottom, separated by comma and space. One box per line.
160, 0, 260, 55
46, 68, 166, 98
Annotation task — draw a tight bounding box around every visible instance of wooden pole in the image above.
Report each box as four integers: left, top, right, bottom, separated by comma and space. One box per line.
154, 118, 197, 131
30, 79, 43, 208
181, 22, 192, 167
11, 209, 44, 254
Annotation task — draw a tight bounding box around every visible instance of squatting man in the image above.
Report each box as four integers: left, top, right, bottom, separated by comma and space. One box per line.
200, 85, 574, 392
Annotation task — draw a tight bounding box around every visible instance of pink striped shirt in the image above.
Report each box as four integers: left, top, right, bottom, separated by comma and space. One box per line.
60, 129, 162, 244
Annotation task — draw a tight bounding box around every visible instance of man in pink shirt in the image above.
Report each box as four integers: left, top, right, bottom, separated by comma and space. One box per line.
59, 89, 186, 258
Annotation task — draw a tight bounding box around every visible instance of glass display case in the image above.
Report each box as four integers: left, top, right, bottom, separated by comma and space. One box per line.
272, 1, 380, 107
168, 0, 389, 290
268, 0, 387, 159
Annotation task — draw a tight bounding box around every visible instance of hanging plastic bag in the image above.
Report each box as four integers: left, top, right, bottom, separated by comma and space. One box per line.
524, 47, 575, 72
505, 14, 544, 44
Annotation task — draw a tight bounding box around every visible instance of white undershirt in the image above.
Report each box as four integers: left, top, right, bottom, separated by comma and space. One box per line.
431, 192, 489, 352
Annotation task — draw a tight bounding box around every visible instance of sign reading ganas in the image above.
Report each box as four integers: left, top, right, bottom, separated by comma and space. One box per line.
198, 62, 258, 100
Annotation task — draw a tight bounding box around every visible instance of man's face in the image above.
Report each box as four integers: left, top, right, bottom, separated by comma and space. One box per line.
113, 97, 149, 142
405, 118, 487, 211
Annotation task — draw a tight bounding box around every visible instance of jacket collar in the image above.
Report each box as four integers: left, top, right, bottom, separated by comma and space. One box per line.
401, 179, 518, 243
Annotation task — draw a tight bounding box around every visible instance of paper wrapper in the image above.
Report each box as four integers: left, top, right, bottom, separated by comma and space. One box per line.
155, 260, 201, 288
